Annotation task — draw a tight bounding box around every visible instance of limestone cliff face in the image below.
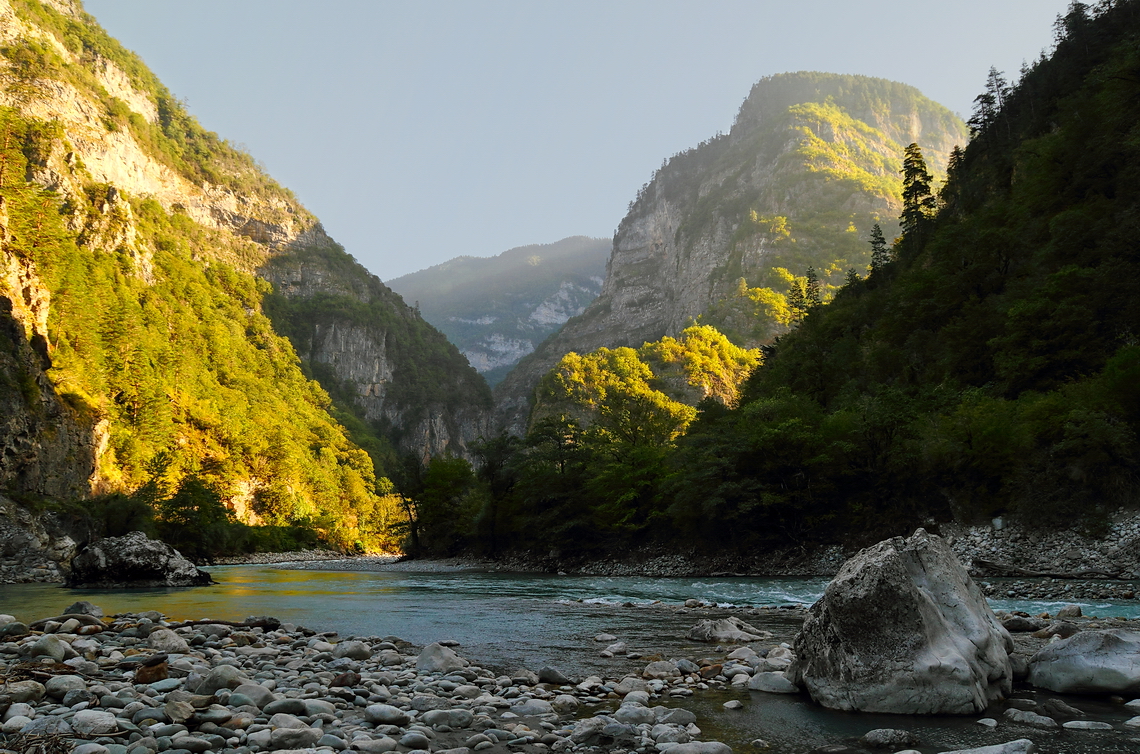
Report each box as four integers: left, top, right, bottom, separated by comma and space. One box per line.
261, 229, 492, 461
495, 73, 968, 434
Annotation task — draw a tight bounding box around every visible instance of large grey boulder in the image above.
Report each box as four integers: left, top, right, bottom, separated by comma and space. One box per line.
1027, 629, 1140, 694
67, 531, 212, 588
788, 528, 1013, 714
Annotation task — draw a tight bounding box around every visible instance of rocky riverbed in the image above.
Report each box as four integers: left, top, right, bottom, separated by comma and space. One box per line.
2, 598, 1140, 754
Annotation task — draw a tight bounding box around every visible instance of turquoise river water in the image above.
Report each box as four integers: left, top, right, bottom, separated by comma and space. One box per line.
2, 566, 1139, 754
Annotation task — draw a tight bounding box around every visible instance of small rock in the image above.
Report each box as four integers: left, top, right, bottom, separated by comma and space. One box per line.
723, 700, 744, 710
1003, 708, 1058, 729
65, 600, 104, 617
1062, 720, 1113, 730
538, 665, 571, 684
365, 703, 411, 726
938, 741, 1037, 754
860, 729, 916, 748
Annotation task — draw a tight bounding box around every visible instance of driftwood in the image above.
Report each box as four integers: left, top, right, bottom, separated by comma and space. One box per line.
973, 558, 1121, 579
166, 617, 280, 630
27, 614, 107, 629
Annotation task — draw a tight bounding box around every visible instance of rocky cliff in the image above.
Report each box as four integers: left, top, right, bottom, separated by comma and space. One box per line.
388, 236, 609, 387
0, 0, 488, 522
262, 229, 491, 460
495, 73, 967, 434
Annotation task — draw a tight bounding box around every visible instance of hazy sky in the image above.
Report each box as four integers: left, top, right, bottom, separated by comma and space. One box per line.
83, 1, 1072, 281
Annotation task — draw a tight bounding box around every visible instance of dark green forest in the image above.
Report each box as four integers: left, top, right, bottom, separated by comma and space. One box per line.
400, 0, 1140, 559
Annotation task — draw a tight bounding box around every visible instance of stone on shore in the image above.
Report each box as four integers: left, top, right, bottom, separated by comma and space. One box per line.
1027, 629, 1140, 694
937, 740, 1036, 754
1002, 708, 1058, 729
147, 627, 190, 653
416, 641, 469, 673
747, 671, 799, 693
67, 531, 212, 587
788, 528, 1013, 714
687, 616, 772, 643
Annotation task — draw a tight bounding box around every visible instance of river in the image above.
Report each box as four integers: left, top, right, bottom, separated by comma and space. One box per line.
3, 566, 1139, 754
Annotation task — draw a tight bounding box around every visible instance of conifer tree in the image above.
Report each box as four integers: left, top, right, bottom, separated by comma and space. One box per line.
900, 143, 936, 244
804, 267, 822, 309
869, 223, 891, 272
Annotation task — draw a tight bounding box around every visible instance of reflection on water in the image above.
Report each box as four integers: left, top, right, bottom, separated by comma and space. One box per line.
2, 568, 1138, 754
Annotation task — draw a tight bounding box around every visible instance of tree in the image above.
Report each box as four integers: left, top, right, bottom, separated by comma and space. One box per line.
899, 143, 936, 244
804, 267, 822, 309
968, 68, 1011, 138
869, 224, 891, 272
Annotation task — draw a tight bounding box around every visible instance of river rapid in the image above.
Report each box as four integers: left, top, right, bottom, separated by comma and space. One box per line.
3, 566, 1140, 754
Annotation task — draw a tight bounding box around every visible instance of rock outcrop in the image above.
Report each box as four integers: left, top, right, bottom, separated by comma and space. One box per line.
788, 528, 1012, 714
0, 495, 97, 584
494, 73, 967, 434
1027, 629, 1140, 694
67, 531, 213, 588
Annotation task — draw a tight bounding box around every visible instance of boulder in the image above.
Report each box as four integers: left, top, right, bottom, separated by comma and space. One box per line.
64, 600, 103, 617
788, 528, 1013, 714
687, 616, 772, 643
67, 531, 212, 588
416, 642, 469, 673
1027, 629, 1140, 694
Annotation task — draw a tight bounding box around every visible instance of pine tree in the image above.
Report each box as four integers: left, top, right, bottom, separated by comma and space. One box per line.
900, 143, 936, 244
804, 267, 822, 309
869, 224, 891, 272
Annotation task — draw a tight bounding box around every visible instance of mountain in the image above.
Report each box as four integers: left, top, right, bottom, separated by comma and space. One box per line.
0, 0, 488, 548
387, 236, 609, 387
407, 1, 1140, 561
494, 72, 967, 434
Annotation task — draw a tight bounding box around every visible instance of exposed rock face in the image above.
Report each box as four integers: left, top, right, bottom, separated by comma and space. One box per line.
0, 495, 98, 584
788, 528, 1013, 714
0, 292, 103, 502
261, 229, 492, 460
67, 531, 213, 588
1027, 629, 1140, 694
494, 73, 967, 434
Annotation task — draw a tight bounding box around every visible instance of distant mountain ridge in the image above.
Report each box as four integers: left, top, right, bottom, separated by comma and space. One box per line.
494, 72, 968, 433
388, 236, 609, 386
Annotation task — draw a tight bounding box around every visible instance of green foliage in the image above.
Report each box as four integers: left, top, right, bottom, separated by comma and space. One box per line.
535, 325, 760, 445
0, 106, 392, 552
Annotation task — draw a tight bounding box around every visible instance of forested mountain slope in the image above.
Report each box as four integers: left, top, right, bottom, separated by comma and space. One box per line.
674, 0, 1140, 545
388, 236, 609, 387
0, 0, 487, 549
494, 72, 967, 434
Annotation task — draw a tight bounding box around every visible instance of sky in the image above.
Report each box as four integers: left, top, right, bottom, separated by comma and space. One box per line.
82, 0, 1073, 282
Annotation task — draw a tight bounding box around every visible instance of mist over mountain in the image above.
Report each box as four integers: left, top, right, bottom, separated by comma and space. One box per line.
388, 236, 609, 386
